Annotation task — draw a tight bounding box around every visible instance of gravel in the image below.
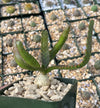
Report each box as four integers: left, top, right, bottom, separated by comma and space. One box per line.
4, 76, 72, 102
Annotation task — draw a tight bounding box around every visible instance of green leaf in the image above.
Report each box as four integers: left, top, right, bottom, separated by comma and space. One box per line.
41, 30, 50, 69
13, 40, 39, 71
16, 40, 40, 68
50, 26, 70, 61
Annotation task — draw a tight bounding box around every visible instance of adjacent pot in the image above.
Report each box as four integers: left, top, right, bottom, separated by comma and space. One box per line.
0, 77, 77, 108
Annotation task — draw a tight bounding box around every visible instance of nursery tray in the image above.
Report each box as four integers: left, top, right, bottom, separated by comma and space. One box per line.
0, 0, 100, 107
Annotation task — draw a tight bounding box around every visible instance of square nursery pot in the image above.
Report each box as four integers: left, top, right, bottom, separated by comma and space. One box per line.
0, 77, 77, 108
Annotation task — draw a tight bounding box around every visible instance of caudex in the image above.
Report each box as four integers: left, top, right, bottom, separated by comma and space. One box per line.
13, 20, 94, 87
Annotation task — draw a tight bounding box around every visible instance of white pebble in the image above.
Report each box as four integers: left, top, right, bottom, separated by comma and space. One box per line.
40, 86, 49, 91
50, 95, 62, 101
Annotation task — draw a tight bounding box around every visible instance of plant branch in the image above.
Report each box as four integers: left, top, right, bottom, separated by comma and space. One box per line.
46, 20, 94, 73
49, 26, 70, 61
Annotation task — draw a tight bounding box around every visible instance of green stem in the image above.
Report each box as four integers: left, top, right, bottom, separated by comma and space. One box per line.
49, 26, 70, 61
41, 30, 50, 69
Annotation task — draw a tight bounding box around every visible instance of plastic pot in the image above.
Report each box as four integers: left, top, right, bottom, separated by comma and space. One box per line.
0, 77, 77, 108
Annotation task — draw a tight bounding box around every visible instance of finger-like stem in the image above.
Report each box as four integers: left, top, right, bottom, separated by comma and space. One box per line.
41, 30, 50, 69
45, 20, 94, 73
49, 26, 70, 61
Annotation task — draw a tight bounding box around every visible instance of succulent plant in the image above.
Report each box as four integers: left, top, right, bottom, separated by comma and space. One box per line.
89, 1, 93, 5
7, 20, 15, 27
10, 59, 18, 67
13, 20, 94, 87
46, 1, 54, 7
30, 21, 36, 27
81, 91, 91, 100
83, 0, 90, 4
50, 13, 57, 21
91, 5, 98, 12
73, 10, 81, 17
70, 0, 76, 5
78, 22, 86, 30
24, 3, 33, 11
6, 39, 13, 47
61, 43, 70, 50
58, 28, 63, 32
32, 35, 41, 43
94, 60, 100, 70
2, 0, 12, 3
6, 6, 15, 14
64, 0, 71, 4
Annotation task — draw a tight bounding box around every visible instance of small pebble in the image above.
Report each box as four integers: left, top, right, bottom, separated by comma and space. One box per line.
50, 95, 62, 101
41, 86, 49, 91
